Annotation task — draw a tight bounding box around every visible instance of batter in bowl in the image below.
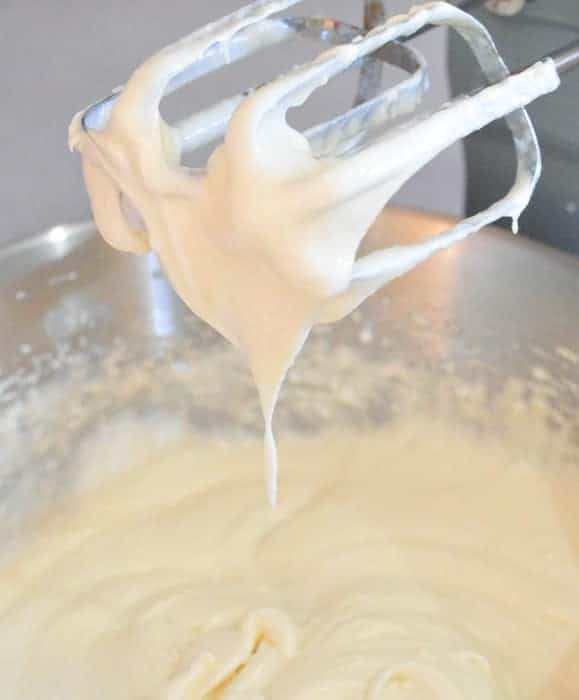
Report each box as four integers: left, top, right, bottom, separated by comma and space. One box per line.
0, 415, 578, 698
3, 2, 571, 697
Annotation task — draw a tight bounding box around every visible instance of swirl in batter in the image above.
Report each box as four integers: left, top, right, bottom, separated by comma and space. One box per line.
1, 419, 579, 698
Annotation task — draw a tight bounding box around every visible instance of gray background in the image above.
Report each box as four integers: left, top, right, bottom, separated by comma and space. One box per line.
0, 1, 463, 243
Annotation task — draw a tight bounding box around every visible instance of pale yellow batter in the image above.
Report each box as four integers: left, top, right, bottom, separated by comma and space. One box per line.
1, 416, 578, 699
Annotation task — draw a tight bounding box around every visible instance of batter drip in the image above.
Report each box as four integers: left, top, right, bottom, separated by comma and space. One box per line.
69, 2, 559, 502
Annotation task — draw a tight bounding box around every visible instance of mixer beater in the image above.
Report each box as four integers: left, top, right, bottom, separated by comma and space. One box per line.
73, 0, 578, 256
66, 0, 578, 503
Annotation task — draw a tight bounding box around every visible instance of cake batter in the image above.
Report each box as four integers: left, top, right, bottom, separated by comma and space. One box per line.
69, 2, 560, 502
0, 417, 578, 698
2, 3, 569, 697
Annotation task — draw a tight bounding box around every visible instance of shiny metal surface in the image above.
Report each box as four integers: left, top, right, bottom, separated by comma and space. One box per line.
3, 208, 579, 375
1, 208, 579, 543
356, 0, 386, 105
550, 38, 579, 75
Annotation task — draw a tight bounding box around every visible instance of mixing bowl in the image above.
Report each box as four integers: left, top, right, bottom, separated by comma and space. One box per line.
1, 207, 579, 552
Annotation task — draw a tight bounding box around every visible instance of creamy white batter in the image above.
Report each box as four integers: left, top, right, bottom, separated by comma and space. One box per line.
1, 417, 579, 699
1, 1, 576, 697
69, 2, 560, 502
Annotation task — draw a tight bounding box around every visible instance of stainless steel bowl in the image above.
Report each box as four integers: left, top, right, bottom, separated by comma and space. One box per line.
1, 208, 579, 550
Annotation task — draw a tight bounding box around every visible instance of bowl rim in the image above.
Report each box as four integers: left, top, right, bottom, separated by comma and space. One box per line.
0, 221, 96, 263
